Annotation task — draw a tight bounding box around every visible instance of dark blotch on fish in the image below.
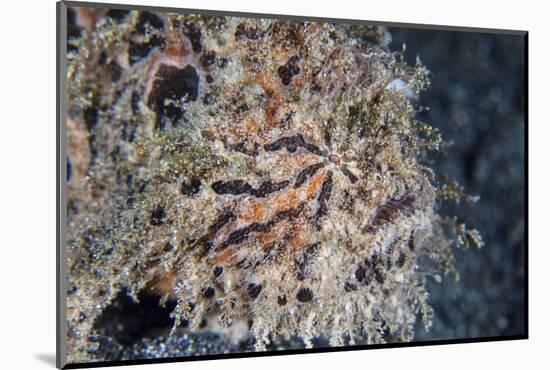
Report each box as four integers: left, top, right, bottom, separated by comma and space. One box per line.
211, 180, 252, 195
264, 134, 323, 156
278, 55, 301, 85
218, 204, 304, 250
181, 177, 202, 196
211, 179, 289, 197
150, 206, 166, 226
129, 12, 165, 65
181, 22, 202, 53
247, 283, 262, 299
202, 286, 215, 298
365, 194, 416, 232
147, 64, 199, 130
314, 171, 333, 229
209, 211, 237, 234
295, 163, 325, 188
396, 252, 407, 268
355, 266, 366, 282
344, 282, 357, 292
340, 165, 359, 184
253, 180, 290, 197
296, 287, 314, 302
213, 266, 223, 278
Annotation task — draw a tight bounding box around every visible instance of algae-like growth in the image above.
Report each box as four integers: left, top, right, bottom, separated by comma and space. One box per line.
65, 6, 483, 364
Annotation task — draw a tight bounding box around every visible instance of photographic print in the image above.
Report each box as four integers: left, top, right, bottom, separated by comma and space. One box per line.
58, 1, 527, 367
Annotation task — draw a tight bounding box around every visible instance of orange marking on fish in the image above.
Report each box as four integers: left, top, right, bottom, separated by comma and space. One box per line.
244, 117, 260, 135
305, 170, 326, 199
164, 28, 189, 59
272, 189, 300, 212
289, 233, 305, 254
241, 202, 267, 222
148, 270, 177, 297
255, 72, 288, 125
271, 168, 325, 212
212, 248, 238, 265
257, 231, 279, 245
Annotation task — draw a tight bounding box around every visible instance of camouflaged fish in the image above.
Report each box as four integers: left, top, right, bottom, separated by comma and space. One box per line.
65, 7, 482, 363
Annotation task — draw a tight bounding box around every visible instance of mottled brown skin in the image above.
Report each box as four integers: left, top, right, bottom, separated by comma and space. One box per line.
65, 8, 481, 364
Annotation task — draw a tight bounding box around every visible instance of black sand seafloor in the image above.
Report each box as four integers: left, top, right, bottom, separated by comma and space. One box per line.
390, 28, 525, 341
77, 21, 525, 361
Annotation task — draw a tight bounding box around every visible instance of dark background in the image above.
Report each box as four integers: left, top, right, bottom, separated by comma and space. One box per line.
389, 27, 526, 340
93, 27, 526, 360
